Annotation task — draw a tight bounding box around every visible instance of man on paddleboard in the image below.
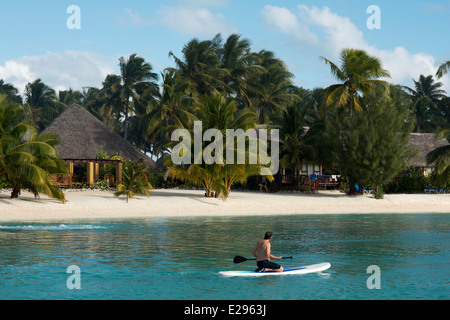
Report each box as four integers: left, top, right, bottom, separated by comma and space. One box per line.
252, 232, 284, 272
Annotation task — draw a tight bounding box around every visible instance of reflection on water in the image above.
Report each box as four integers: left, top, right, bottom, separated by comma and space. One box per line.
0, 214, 449, 300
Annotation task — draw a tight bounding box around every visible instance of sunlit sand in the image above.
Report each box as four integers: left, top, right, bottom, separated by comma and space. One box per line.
0, 189, 449, 222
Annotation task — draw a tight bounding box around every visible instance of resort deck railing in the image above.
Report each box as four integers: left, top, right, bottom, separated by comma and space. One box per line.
280, 174, 341, 190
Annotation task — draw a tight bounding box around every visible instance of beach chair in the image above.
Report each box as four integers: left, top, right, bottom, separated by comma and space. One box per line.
355, 185, 371, 194
434, 188, 445, 194
424, 186, 437, 194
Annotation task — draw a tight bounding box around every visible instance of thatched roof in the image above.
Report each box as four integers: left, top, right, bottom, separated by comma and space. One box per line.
407, 133, 449, 167
42, 104, 155, 167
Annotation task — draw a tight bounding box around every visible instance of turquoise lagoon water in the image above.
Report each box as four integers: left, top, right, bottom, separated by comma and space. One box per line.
0, 214, 448, 300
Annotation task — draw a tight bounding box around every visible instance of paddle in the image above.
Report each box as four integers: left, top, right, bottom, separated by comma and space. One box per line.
233, 255, 293, 264
233, 256, 256, 264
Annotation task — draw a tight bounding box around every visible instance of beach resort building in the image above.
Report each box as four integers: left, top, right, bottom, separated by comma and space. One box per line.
41, 105, 447, 190
279, 131, 449, 190
41, 104, 155, 187
407, 132, 449, 176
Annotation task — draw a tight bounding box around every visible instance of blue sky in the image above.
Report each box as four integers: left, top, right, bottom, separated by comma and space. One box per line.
1, 0, 449, 94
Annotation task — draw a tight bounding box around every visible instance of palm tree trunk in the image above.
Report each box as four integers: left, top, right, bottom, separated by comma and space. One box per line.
11, 186, 21, 199
348, 180, 357, 195
349, 96, 354, 116
124, 97, 130, 141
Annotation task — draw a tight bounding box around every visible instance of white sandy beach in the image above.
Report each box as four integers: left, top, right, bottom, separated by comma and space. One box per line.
0, 189, 449, 222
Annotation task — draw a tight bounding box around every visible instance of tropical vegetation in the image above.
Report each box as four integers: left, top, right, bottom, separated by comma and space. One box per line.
426, 128, 450, 188
436, 61, 450, 79
114, 160, 153, 203
324, 88, 415, 198
320, 48, 391, 114
0, 95, 68, 202
403, 75, 447, 132
0, 33, 449, 200
165, 94, 271, 199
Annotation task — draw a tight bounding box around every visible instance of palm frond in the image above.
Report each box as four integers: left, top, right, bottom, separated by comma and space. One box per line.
319, 56, 346, 81
436, 61, 450, 79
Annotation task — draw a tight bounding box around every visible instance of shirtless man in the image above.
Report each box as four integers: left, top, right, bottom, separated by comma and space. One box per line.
251, 231, 284, 272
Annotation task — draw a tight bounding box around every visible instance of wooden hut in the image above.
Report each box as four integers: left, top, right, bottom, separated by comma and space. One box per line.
406, 132, 449, 176
41, 104, 155, 187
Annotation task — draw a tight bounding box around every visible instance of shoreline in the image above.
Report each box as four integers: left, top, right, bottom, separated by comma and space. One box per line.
0, 189, 449, 222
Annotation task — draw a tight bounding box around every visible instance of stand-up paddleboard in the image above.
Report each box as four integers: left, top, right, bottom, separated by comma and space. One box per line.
219, 262, 331, 277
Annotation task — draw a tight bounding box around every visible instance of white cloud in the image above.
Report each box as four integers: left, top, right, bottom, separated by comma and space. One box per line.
0, 60, 35, 92
0, 51, 116, 95
375, 47, 437, 85
262, 5, 450, 93
124, 8, 147, 25
116, 8, 153, 27
296, 5, 367, 55
262, 5, 319, 45
158, 6, 237, 36
420, 2, 450, 14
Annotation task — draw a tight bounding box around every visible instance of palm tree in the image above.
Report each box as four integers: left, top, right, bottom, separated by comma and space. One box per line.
138, 69, 196, 158
166, 94, 264, 199
288, 87, 326, 124
81, 87, 104, 121
0, 95, 67, 202
97, 55, 158, 140
306, 88, 331, 121
197, 95, 259, 199
169, 163, 222, 198
114, 160, 153, 203
168, 35, 226, 97
23, 79, 62, 131
58, 88, 83, 105
320, 48, 391, 114
80, 87, 100, 106
403, 74, 447, 132
249, 50, 299, 124
217, 163, 262, 199
118, 54, 158, 141
405, 74, 446, 102
275, 100, 319, 187
217, 34, 264, 105
427, 128, 450, 188
440, 96, 450, 125
0, 80, 22, 104
97, 74, 123, 131
436, 61, 450, 79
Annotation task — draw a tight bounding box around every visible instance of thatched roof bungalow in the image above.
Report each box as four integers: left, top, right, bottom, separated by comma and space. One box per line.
407, 132, 449, 175
279, 131, 449, 187
42, 104, 155, 185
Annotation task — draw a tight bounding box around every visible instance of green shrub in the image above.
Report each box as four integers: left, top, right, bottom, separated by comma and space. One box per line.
386, 169, 430, 193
